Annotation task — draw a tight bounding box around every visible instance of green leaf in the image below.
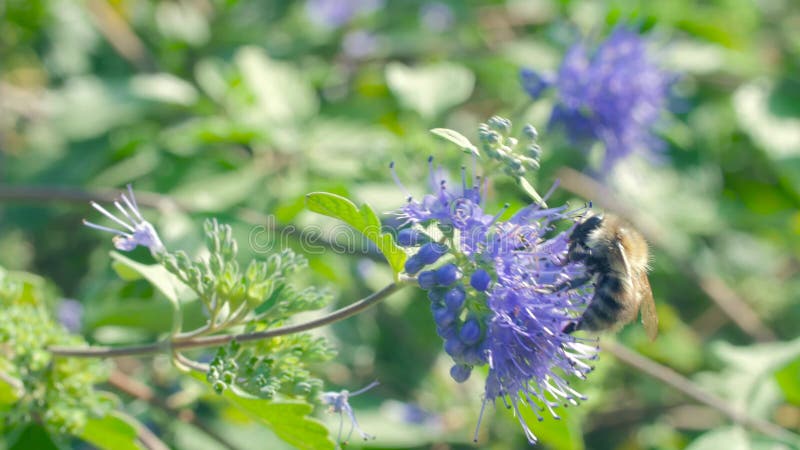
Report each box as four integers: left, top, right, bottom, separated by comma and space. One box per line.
518, 177, 547, 207
0, 372, 23, 404
78, 412, 142, 450
223, 389, 334, 450
733, 79, 800, 160
8, 424, 59, 450
235, 46, 318, 124
386, 62, 475, 118
305, 192, 407, 277
776, 358, 800, 406
685, 426, 748, 450
430, 128, 480, 157
518, 400, 584, 450
110, 252, 192, 305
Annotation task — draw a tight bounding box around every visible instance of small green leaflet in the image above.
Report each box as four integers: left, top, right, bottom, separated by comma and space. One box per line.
78, 412, 143, 450
224, 388, 335, 450
110, 252, 193, 305
430, 128, 480, 157
306, 192, 407, 278
519, 177, 548, 207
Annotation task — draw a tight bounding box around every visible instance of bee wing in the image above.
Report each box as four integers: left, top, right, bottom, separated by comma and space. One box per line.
636, 271, 658, 341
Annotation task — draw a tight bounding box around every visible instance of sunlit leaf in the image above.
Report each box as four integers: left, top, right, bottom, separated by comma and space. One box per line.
78, 412, 142, 450
110, 252, 193, 305
223, 389, 334, 450
685, 426, 748, 450
430, 128, 479, 157
306, 192, 407, 277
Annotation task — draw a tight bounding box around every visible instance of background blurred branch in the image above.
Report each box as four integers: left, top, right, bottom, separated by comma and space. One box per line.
86, 0, 156, 71
602, 340, 797, 443
108, 369, 237, 450
557, 167, 777, 342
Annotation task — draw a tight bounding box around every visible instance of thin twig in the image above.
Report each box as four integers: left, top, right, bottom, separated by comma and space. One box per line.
108, 369, 238, 450
49, 281, 407, 358
123, 413, 170, 450
85, 0, 156, 71
602, 340, 798, 443
557, 167, 776, 341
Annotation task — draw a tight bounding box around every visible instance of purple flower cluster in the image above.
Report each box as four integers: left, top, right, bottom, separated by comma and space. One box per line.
392, 158, 597, 443
521, 27, 673, 170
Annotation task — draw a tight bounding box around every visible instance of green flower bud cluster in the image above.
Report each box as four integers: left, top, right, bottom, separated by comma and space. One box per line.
0, 268, 110, 438
478, 116, 542, 178
205, 335, 333, 401
160, 219, 311, 328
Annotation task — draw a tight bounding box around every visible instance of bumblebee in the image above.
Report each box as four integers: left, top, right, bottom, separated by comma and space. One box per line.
562, 213, 658, 340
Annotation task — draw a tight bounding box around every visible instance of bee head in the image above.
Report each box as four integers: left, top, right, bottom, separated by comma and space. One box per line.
567, 214, 604, 262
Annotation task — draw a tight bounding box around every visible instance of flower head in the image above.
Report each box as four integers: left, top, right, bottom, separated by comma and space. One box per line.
392, 150, 597, 444
521, 27, 673, 170
321, 381, 379, 446
83, 185, 165, 254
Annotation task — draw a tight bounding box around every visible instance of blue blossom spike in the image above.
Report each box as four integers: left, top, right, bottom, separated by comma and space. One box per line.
392, 157, 597, 444
521, 27, 673, 170
83, 185, 165, 254
321, 381, 379, 445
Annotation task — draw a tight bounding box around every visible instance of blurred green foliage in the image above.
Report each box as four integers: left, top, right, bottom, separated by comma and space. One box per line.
1, 0, 799, 449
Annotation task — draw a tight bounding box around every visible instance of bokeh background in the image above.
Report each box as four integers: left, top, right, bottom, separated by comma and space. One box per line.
1, 0, 799, 449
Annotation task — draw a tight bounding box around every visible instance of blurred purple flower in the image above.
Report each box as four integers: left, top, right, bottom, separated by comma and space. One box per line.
521, 27, 673, 170
321, 381, 379, 444
420, 2, 454, 32
83, 185, 165, 254
392, 157, 597, 443
57, 299, 83, 333
306, 0, 383, 29
342, 30, 379, 59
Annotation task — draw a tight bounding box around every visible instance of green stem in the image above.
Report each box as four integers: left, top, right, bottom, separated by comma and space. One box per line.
49, 281, 409, 358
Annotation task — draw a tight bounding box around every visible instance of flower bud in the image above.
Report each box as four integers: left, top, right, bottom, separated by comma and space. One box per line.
470, 269, 492, 292
459, 317, 482, 345
444, 337, 465, 358
397, 228, 425, 247
434, 263, 460, 286
417, 242, 448, 265
431, 303, 456, 328
444, 285, 466, 311
450, 364, 472, 383
418, 270, 437, 290
404, 255, 424, 275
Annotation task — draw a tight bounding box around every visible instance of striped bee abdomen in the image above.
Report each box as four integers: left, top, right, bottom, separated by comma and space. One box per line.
569, 273, 633, 333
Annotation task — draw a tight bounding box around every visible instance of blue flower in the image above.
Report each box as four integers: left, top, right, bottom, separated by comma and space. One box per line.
392, 157, 597, 444
83, 185, 165, 254
321, 381, 379, 445
521, 27, 673, 170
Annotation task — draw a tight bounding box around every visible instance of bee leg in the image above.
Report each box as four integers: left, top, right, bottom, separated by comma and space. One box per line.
548, 275, 592, 293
